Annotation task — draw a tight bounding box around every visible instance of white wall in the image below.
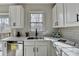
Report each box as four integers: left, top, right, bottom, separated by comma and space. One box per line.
60, 27, 79, 43
24, 4, 52, 31
23, 4, 53, 36
0, 5, 9, 13
15, 4, 53, 36
0, 4, 53, 36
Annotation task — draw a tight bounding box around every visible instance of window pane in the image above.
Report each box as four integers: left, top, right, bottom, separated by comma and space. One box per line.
31, 14, 43, 22
0, 15, 9, 32
31, 23, 37, 31
30, 13, 43, 32
36, 23, 43, 31
31, 23, 43, 31
0, 18, 1, 24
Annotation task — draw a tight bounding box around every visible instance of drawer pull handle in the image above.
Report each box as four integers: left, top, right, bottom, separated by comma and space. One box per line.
37, 48, 38, 52
33, 47, 35, 52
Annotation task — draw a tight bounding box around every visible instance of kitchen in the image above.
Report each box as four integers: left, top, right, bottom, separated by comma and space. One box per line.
0, 3, 79, 56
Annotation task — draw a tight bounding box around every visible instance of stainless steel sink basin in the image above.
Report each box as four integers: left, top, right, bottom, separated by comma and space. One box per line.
27, 37, 43, 40
58, 39, 67, 42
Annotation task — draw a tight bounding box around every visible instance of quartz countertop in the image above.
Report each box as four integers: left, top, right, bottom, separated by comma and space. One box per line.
44, 37, 79, 56
1, 37, 28, 41
62, 47, 79, 56
44, 37, 73, 47
1, 37, 50, 42
53, 42, 73, 48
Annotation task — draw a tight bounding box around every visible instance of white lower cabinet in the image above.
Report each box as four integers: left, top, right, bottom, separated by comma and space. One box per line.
36, 45, 47, 56
24, 45, 35, 56
0, 42, 3, 56
2, 42, 7, 56
51, 46, 57, 56
24, 41, 48, 56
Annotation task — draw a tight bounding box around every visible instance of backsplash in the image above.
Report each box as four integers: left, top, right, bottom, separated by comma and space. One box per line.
60, 27, 79, 43
0, 33, 10, 39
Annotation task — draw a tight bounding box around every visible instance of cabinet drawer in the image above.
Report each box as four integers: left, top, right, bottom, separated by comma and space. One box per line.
35, 41, 48, 45
24, 41, 34, 45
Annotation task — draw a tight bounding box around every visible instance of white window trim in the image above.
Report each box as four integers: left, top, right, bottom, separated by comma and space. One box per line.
0, 13, 9, 15
0, 13, 11, 33
28, 11, 46, 33
29, 11, 44, 14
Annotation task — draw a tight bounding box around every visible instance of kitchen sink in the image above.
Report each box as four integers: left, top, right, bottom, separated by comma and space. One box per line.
58, 39, 66, 42
27, 37, 43, 39
58, 38, 67, 43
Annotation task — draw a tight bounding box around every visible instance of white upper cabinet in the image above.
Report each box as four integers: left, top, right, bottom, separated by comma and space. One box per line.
52, 3, 79, 28
57, 4, 64, 27
64, 3, 79, 27
52, 4, 64, 28
52, 4, 57, 27
9, 5, 24, 28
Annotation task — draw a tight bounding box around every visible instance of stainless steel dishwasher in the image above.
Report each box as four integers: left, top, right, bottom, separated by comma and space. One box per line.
7, 41, 24, 56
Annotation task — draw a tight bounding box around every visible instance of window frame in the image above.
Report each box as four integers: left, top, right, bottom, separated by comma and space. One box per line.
28, 11, 45, 33
0, 13, 10, 32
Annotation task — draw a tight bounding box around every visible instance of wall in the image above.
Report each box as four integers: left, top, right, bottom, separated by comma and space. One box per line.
0, 5, 9, 39
0, 5, 9, 13
22, 4, 53, 36
60, 27, 79, 43
0, 4, 53, 37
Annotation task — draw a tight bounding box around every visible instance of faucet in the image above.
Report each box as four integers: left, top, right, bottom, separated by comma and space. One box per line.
74, 42, 76, 46
35, 28, 38, 39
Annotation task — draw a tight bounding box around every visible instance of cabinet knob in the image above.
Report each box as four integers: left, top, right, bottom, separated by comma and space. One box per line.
13, 22, 16, 26
4, 43, 6, 47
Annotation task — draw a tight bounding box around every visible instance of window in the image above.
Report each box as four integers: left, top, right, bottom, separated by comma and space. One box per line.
30, 13, 43, 32
0, 15, 9, 32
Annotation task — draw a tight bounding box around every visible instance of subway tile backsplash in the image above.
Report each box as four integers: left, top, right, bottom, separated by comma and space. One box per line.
60, 27, 79, 43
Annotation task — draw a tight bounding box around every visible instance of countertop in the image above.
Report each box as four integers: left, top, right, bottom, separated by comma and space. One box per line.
0, 37, 50, 42
44, 37, 79, 56
53, 42, 73, 48
1, 36, 79, 56
0, 37, 28, 41
62, 47, 79, 56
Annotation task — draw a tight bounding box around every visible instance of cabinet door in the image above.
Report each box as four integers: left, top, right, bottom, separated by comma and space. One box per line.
52, 4, 64, 27
36, 45, 47, 56
2, 42, 7, 56
9, 5, 24, 28
9, 6, 17, 27
51, 46, 57, 56
52, 5, 58, 26
64, 4, 79, 26
56, 3, 64, 27
15, 6, 23, 27
0, 42, 3, 56
24, 45, 34, 56
16, 6, 21, 27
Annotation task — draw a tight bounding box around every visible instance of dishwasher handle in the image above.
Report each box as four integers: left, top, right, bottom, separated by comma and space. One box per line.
17, 43, 23, 44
